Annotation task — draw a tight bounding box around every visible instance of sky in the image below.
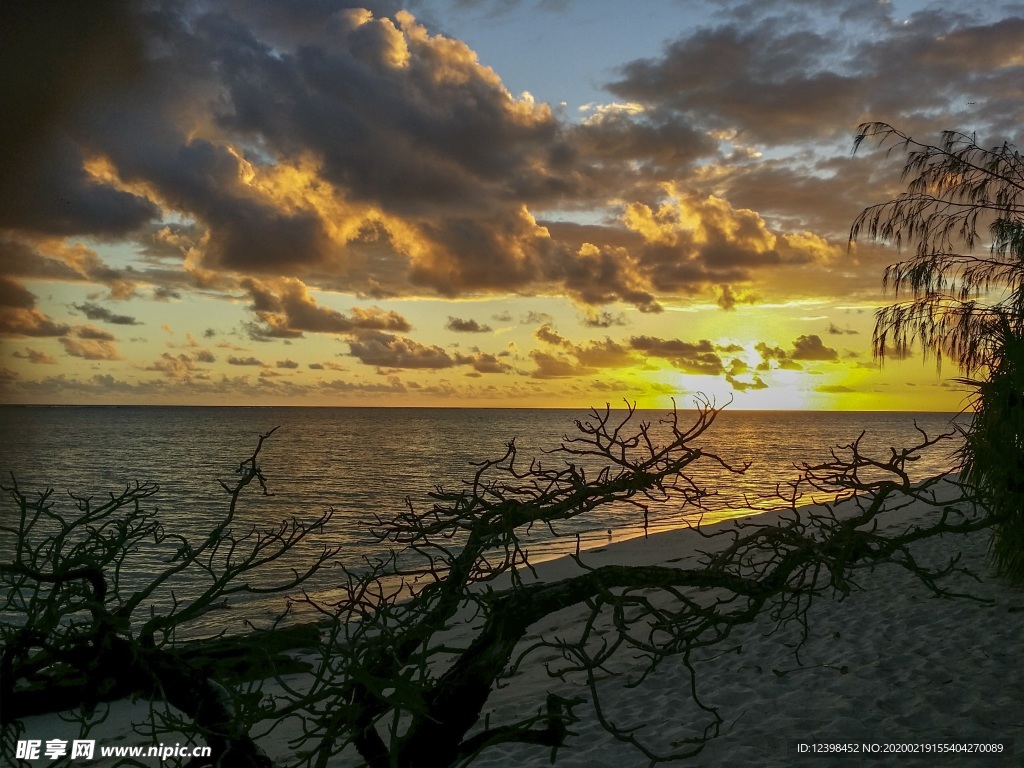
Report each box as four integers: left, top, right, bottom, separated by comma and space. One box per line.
2, 0, 1023, 410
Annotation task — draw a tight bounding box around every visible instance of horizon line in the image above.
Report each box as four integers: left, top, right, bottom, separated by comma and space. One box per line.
0, 403, 967, 414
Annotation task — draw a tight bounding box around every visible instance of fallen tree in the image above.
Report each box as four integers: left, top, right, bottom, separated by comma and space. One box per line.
283, 400, 990, 767
1, 401, 991, 767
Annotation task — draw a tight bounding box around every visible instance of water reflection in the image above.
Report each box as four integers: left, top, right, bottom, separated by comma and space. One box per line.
0, 406, 967, 637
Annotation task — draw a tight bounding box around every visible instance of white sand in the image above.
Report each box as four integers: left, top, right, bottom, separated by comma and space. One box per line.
466, 494, 1024, 767
16, 487, 1024, 767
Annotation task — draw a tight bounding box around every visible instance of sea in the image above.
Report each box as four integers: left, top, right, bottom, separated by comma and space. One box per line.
0, 406, 969, 636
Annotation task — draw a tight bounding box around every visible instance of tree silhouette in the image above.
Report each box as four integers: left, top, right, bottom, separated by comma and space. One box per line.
1, 429, 337, 767
1, 404, 992, 767
851, 121, 1024, 583
283, 401, 988, 767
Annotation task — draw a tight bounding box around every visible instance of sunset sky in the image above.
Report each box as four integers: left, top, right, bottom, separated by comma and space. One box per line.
3, 0, 1022, 409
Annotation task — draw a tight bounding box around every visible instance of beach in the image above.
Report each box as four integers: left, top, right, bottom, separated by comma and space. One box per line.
14, 488, 1024, 767
467, 495, 1024, 767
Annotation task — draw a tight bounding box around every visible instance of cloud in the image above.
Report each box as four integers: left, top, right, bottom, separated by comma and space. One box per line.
227, 355, 265, 366
59, 326, 121, 360
276, 359, 300, 369
622, 192, 800, 294
522, 311, 554, 324
755, 342, 800, 370
715, 284, 759, 311
11, 347, 57, 364
347, 331, 456, 369
529, 349, 592, 378
791, 334, 839, 361
242, 277, 411, 339
0, 3, 748, 313
73, 302, 141, 325
456, 351, 511, 374
318, 375, 408, 394
446, 316, 492, 333
344, 330, 511, 374
0, 1, 157, 237
816, 384, 855, 393
76, 324, 115, 341
146, 352, 206, 379
0, 276, 70, 337
719, 357, 766, 391
608, 20, 861, 146
755, 334, 839, 370
581, 310, 627, 328
629, 335, 725, 375
4, 0, 1023, 408
559, 242, 662, 311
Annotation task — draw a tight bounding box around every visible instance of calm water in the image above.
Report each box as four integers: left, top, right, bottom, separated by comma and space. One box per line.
0, 406, 968, 634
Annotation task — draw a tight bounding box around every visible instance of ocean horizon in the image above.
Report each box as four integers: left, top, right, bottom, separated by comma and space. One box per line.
0, 405, 970, 635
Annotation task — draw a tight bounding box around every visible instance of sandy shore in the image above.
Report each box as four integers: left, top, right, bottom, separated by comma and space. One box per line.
16, 488, 1024, 767
465, 495, 1024, 767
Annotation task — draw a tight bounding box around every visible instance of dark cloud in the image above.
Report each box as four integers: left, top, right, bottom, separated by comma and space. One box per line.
11, 347, 57, 364
445, 316, 492, 333
629, 336, 725, 375
544, 194, 828, 305
0, 277, 71, 337
581, 310, 627, 328
791, 334, 839, 361
0, 2, 737, 312
59, 326, 121, 360
725, 357, 768, 391
347, 331, 456, 369
77, 325, 116, 341
0, 236, 138, 299
73, 302, 141, 325
153, 286, 182, 301
242, 277, 411, 339
609, 21, 859, 146
227, 355, 265, 366
571, 106, 716, 181
145, 352, 206, 379
559, 242, 662, 311
608, 10, 1024, 149
755, 341, 802, 371
318, 375, 408, 394
715, 284, 759, 311
276, 359, 300, 369
529, 349, 592, 378
0, 276, 35, 310
0, 0, 158, 237
455, 351, 511, 374
755, 334, 839, 370
344, 329, 509, 373
531, 326, 638, 376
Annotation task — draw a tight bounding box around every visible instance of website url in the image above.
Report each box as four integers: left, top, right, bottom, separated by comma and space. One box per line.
16, 740, 212, 762
101, 745, 213, 760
